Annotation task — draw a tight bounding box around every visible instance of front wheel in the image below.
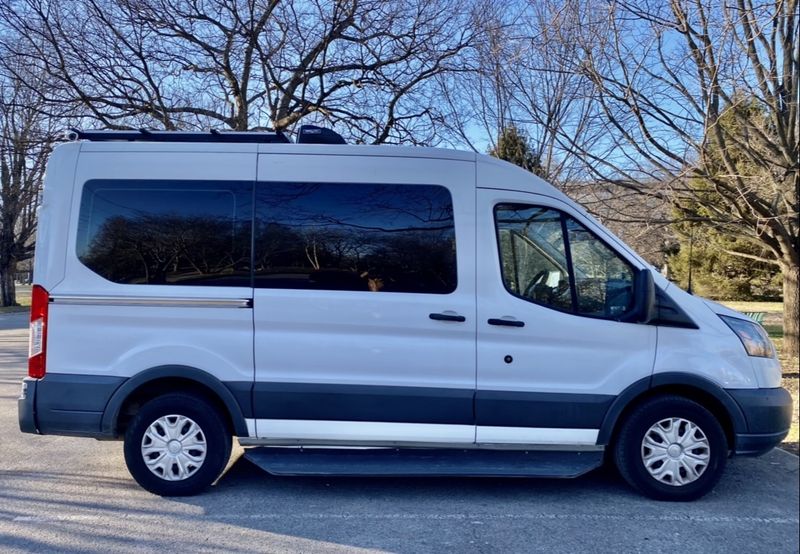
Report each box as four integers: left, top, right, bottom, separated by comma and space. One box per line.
613, 395, 728, 501
123, 393, 231, 496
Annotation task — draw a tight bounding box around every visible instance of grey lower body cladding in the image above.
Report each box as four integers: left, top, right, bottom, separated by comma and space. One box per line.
251, 382, 614, 428
726, 387, 793, 455
19, 374, 125, 437
19, 375, 615, 436
19, 373, 793, 457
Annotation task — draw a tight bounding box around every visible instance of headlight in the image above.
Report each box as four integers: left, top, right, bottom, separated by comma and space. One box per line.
719, 315, 776, 358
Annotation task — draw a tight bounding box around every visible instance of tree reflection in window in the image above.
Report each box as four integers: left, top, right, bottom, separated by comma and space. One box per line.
254, 182, 457, 294
77, 180, 252, 286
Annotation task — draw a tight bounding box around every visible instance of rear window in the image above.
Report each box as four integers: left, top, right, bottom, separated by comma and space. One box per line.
76, 180, 252, 286
253, 182, 457, 294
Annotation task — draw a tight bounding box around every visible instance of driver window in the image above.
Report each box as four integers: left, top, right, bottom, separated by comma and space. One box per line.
495, 203, 635, 319
495, 205, 572, 312
565, 217, 634, 317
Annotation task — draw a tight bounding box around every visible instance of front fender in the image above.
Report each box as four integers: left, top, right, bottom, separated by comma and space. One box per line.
596, 372, 748, 445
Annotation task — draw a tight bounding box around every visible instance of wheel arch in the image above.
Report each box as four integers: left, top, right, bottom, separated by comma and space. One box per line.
101, 366, 251, 437
598, 372, 748, 450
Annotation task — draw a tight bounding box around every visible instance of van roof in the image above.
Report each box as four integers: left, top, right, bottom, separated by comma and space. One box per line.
73, 140, 478, 162
65, 128, 476, 162
65, 140, 572, 202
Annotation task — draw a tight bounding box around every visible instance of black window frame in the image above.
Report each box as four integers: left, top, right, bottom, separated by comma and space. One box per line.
493, 203, 638, 321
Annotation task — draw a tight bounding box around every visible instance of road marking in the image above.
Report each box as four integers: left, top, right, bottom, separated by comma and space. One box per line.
5, 513, 798, 525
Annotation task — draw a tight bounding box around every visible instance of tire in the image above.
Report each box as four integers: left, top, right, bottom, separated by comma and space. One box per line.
613, 395, 728, 501
123, 393, 231, 496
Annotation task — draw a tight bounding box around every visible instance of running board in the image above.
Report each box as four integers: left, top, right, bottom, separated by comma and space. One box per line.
243, 448, 603, 478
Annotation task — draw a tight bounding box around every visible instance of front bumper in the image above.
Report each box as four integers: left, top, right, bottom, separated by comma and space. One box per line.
728, 387, 793, 456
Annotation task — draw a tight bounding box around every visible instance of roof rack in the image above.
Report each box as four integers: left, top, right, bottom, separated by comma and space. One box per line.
66, 125, 347, 145
65, 128, 291, 144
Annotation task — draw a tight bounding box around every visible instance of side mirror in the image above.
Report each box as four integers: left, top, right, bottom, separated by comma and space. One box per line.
633, 268, 656, 324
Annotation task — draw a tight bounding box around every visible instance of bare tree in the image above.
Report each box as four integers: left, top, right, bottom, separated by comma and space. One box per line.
501, 0, 606, 185
1, 0, 478, 143
549, 0, 799, 358
0, 56, 55, 306
443, 0, 601, 186
439, 2, 518, 149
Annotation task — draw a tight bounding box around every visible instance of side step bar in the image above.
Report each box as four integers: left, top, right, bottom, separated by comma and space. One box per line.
244, 448, 603, 478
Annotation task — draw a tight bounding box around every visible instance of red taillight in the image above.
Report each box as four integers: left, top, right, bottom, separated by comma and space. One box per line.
28, 285, 49, 379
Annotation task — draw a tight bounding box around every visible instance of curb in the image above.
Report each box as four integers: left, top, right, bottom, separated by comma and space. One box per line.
774, 447, 800, 460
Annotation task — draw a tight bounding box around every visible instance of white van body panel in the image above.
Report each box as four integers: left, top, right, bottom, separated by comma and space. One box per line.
256, 142, 476, 162
652, 284, 762, 389
46, 304, 253, 383
33, 143, 80, 291
475, 426, 598, 446
45, 148, 256, 384
475, 157, 767, 393
245, 419, 598, 447
475, 188, 657, 397
251, 154, 476, 441
251, 420, 475, 444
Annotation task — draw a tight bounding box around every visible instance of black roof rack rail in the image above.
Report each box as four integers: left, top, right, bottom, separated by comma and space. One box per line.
65, 128, 291, 144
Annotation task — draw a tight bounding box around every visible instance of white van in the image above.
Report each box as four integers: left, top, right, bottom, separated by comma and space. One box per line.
19, 127, 791, 501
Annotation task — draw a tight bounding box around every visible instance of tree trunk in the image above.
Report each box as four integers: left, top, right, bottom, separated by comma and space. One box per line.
782, 261, 799, 361
0, 262, 17, 307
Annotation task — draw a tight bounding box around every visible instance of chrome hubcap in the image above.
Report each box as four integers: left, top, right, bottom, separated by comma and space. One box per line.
641, 417, 710, 486
141, 415, 207, 481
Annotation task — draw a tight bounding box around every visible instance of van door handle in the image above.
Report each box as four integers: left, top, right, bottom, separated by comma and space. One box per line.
429, 312, 466, 322
488, 318, 525, 327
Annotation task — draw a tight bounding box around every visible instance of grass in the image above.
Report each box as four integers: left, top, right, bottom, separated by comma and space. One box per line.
0, 285, 30, 314
0, 305, 28, 314
720, 301, 784, 313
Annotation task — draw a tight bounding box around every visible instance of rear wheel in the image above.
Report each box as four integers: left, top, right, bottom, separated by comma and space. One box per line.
614, 395, 727, 501
123, 393, 231, 496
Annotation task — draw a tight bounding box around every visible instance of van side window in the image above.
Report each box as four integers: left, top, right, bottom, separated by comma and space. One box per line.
565, 217, 635, 317
77, 180, 252, 286
495, 206, 573, 311
495, 204, 635, 318
254, 182, 457, 294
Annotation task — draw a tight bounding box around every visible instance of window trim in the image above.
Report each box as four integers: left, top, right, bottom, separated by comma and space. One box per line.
559, 212, 580, 312
493, 203, 639, 322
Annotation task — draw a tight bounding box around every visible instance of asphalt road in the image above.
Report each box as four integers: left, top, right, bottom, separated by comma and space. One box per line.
0, 312, 798, 553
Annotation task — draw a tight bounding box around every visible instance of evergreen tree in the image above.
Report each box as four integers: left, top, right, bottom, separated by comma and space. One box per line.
666, 99, 787, 302
666, 225, 781, 300
489, 125, 544, 176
